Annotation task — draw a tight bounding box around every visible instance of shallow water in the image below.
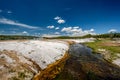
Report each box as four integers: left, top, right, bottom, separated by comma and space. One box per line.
69, 43, 103, 59
55, 43, 120, 80
69, 44, 91, 55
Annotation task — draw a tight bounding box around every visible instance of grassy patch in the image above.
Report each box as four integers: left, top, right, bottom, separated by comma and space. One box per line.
18, 72, 26, 79
9, 69, 16, 73
10, 77, 19, 80
85, 39, 120, 61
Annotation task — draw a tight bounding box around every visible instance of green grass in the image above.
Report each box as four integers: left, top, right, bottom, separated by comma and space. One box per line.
18, 72, 26, 79
0, 35, 39, 40
10, 77, 19, 80
85, 39, 120, 61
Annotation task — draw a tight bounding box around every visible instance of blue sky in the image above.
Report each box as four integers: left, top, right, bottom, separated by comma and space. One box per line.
0, 0, 120, 36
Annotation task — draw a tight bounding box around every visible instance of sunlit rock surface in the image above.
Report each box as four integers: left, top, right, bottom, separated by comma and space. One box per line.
0, 40, 69, 80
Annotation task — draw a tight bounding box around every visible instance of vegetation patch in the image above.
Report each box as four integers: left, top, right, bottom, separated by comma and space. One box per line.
43, 33, 120, 39
85, 39, 120, 62
0, 35, 39, 40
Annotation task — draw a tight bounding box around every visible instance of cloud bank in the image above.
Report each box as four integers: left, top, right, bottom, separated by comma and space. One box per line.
61, 26, 96, 36
108, 29, 117, 33
0, 18, 39, 29
57, 19, 65, 24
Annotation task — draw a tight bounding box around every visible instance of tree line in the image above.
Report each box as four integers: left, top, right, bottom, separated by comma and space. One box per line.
0, 33, 120, 40
43, 33, 120, 39
0, 35, 39, 40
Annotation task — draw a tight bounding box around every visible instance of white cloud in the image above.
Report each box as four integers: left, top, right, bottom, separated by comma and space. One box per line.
108, 29, 117, 33
61, 27, 72, 33
22, 31, 28, 34
22, 31, 29, 35
57, 19, 65, 24
54, 32, 60, 35
7, 11, 12, 14
54, 16, 61, 20
90, 29, 94, 32
55, 27, 59, 30
47, 25, 54, 29
54, 16, 65, 24
61, 26, 96, 36
0, 18, 39, 29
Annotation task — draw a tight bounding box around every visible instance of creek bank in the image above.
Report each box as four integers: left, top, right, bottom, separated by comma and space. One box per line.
33, 52, 69, 80
55, 43, 120, 80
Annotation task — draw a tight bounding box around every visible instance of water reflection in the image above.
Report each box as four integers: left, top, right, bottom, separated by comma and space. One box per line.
69, 43, 103, 59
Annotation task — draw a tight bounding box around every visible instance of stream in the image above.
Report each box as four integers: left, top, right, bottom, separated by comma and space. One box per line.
55, 43, 120, 80
69, 43, 102, 57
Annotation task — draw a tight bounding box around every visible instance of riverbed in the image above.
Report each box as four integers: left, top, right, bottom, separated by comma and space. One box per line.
55, 43, 120, 80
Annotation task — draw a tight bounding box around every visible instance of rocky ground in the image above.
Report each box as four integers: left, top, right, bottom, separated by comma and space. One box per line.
0, 40, 69, 80
0, 50, 35, 80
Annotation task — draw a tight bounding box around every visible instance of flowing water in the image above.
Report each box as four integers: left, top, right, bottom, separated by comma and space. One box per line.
55, 43, 120, 80
69, 43, 104, 59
